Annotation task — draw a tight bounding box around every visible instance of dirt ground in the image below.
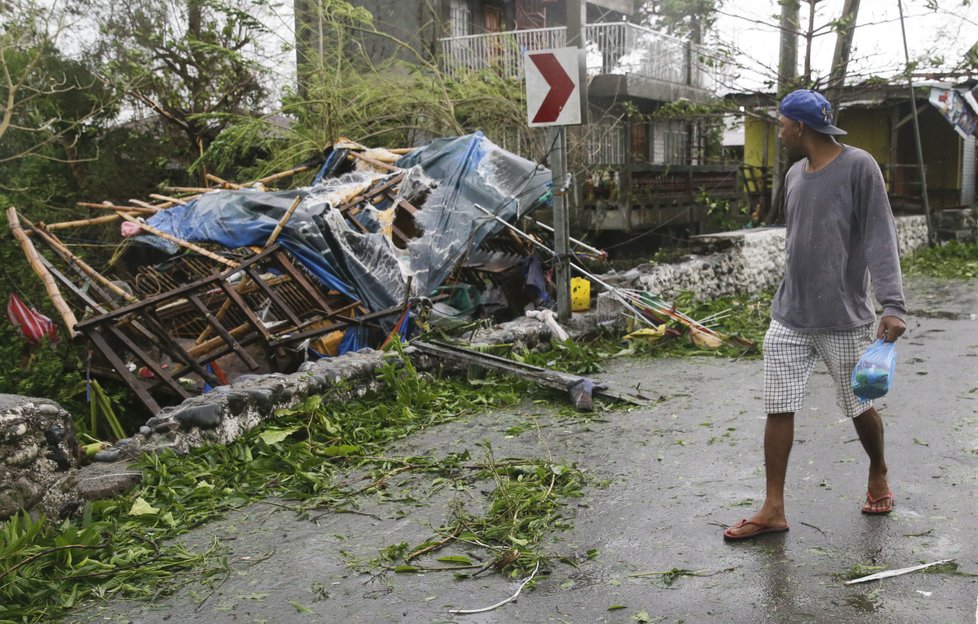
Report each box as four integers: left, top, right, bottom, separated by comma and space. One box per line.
67, 276, 978, 624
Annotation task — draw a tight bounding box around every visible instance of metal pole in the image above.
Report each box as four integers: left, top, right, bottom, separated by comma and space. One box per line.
897, 0, 934, 245
550, 125, 572, 321
549, 0, 586, 322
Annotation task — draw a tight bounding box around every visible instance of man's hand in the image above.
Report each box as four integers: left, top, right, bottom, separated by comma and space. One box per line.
877, 316, 906, 342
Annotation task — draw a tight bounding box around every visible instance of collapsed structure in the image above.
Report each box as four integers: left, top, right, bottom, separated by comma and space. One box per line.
8, 133, 557, 416
9, 132, 740, 420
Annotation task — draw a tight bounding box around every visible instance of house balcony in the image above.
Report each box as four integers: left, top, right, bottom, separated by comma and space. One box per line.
439, 22, 727, 104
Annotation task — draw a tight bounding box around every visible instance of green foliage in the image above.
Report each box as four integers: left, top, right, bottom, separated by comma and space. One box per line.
0, 359, 528, 622
200, 3, 530, 181
697, 187, 752, 230
88, 0, 270, 151
901, 240, 978, 279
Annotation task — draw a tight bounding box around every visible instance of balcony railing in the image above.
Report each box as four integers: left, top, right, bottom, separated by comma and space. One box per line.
439, 22, 726, 93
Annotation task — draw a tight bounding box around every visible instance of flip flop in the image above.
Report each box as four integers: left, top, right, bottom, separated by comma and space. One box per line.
861, 491, 894, 515
723, 518, 789, 541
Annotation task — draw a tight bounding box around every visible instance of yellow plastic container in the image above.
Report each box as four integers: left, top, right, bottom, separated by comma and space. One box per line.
570, 277, 591, 312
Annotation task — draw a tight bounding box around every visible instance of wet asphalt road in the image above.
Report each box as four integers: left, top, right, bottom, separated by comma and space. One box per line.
68, 276, 978, 624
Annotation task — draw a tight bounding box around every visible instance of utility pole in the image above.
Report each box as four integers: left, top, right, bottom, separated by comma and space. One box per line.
548, 0, 586, 322
897, 0, 934, 245
770, 0, 800, 223
826, 0, 861, 111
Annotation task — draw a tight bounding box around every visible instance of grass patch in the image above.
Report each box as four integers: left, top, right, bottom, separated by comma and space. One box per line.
0, 352, 532, 623
901, 240, 978, 279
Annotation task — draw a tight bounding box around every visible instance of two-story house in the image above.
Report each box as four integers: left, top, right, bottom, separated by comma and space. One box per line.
342, 0, 738, 239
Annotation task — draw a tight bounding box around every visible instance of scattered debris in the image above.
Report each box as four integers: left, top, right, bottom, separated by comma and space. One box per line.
844, 559, 955, 585
9, 131, 752, 419
448, 561, 540, 615
411, 340, 654, 407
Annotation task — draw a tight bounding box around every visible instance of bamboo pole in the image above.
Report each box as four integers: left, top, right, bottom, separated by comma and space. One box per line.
206, 173, 243, 190
149, 193, 188, 206
194, 195, 303, 344
115, 212, 238, 269
128, 199, 160, 211
251, 165, 310, 185
6, 207, 79, 335
347, 151, 399, 172
24, 217, 137, 303
44, 214, 126, 231
78, 201, 157, 215
164, 186, 214, 193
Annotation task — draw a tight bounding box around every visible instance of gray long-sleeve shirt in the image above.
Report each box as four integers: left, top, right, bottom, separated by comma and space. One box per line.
772, 145, 906, 331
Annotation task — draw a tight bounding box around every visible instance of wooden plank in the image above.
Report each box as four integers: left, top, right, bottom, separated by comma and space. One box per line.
187, 294, 259, 370
103, 324, 190, 398
347, 151, 399, 172
244, 267, 302, 327
272, 249, 334, 313
397, 198, 420, 215
140, 312, 222, 388
83, 327, 161, 414
218, 281, 272, 341
75, 248, 275, 328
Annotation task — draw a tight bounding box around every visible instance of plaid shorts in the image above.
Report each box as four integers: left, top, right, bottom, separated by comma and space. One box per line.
763, 319, 875, 418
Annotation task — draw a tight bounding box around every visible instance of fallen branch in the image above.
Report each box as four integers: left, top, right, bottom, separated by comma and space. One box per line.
448, 561, 540, 615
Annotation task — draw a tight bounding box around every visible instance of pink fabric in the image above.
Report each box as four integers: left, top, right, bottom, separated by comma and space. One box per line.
120, 221, 143, 237
6, 293, 58, 344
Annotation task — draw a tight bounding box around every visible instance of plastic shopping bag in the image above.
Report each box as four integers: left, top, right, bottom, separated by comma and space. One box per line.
851, 339, 897, 400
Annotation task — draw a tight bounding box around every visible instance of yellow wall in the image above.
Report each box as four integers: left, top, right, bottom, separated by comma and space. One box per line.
836, 108, 889, 163
744, 115, 777, 169
740, 104, 962, 198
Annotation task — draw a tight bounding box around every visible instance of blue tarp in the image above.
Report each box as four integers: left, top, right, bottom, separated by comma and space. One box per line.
142, 133, 552, 315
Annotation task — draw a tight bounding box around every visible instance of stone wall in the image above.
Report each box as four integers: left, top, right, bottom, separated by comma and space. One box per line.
606, 216, 929, 302
0, 215, 932, 521
0, 396, 79, 520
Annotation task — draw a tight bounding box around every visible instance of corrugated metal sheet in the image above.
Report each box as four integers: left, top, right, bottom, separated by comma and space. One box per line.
962, 136, 976, 206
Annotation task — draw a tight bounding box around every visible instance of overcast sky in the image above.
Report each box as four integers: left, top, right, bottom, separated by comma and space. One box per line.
711, 0, 978, 92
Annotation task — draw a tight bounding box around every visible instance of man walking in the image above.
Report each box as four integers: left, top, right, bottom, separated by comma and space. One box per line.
724, 89, 907, 541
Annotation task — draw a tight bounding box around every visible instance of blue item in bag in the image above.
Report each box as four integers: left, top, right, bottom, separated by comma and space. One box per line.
851, 339, 897, 400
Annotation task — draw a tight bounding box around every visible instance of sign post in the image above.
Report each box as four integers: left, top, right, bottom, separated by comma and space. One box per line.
524, 42, 584, 321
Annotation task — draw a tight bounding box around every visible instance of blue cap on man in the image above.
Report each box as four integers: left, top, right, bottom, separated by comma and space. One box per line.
779, 89, 847, 136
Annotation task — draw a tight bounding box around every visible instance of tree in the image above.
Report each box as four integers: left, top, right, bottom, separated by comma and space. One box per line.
86, 0, 272, 162
204, 0, 529, 180
0, 1, 113, 173
643, 0, 724, 43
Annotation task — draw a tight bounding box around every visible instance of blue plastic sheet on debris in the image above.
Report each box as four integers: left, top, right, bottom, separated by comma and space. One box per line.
143, 132, 552, 317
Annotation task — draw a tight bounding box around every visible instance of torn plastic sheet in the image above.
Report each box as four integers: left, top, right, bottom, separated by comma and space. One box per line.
398, 131, 551, 297
142, 133, 551, 314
